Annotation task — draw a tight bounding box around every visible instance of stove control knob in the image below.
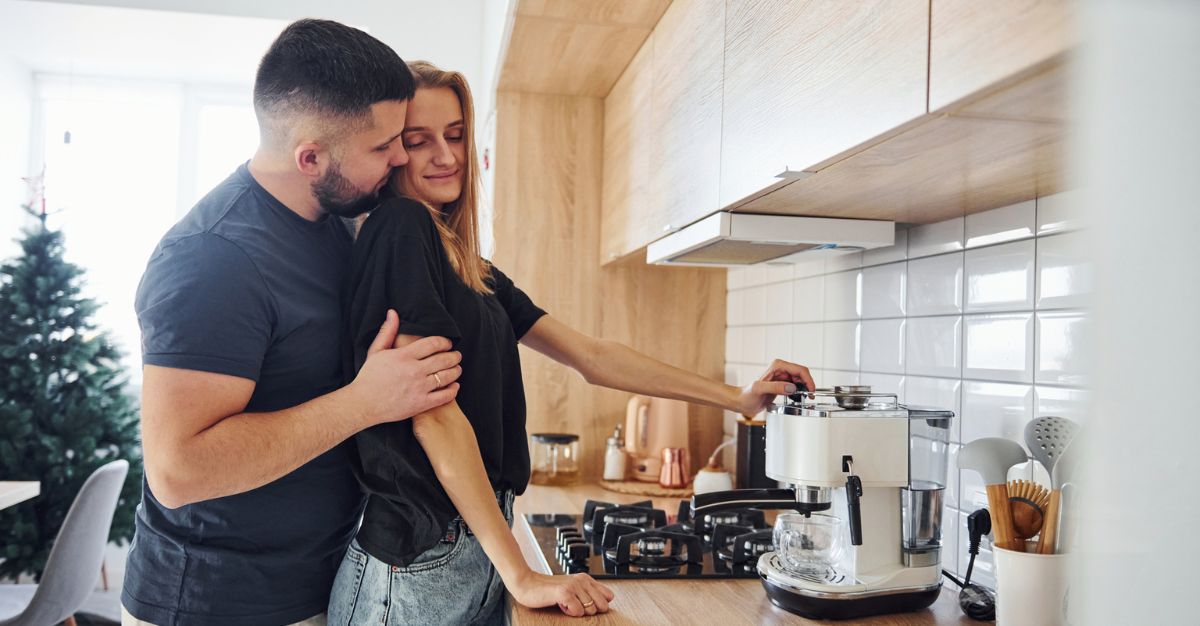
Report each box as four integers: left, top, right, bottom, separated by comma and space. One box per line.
560, 537, 586, 555
556, 527, 581, 545
566, 543, 590, 563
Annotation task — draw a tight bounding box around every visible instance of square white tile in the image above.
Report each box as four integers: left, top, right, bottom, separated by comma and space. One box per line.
907, 253, 964, 316
963, 313, 1035, 383
965, 239, 1035, 313
822, 321, 861, 371
863, 228, 909, 267
792, 275, 825, 323
742, 285, 767, 325
906, 316, 962, 378
1036, 312, 1090, 386
1035, 386, 1091, 425
861, 318, 906, 374
909, 217, 964, 258
1036, 231, 1093, 310
1037, 189, 1084, 235
906, 376, 963, 418
960, 381, 1035, 443
965, 200, 1036, 248
823, 270, 862, 321
792, 323, 825, 369
741, 325, 767, 365
765, 324, 793, 364
764, 281, 793, 325
862, 261, 907, 319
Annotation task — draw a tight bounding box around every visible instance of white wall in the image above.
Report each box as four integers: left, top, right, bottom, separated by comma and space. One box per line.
19, 0, 486, 105
724, 192, 1090, 586
0, 53, 33, 260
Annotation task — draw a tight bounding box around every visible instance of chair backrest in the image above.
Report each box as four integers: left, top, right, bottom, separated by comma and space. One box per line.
13, 459, 128, 626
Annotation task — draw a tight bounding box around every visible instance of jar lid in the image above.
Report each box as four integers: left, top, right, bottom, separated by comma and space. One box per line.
531, 433, 579, 444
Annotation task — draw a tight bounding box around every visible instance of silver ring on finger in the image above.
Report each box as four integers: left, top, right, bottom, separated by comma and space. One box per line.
433, 372, 443, 387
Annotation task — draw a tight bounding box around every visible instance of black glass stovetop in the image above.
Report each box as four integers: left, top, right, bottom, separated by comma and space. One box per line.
524, 499, 774, 579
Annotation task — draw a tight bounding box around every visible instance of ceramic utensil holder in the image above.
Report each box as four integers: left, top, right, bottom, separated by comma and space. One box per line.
994, 542, 1071, 625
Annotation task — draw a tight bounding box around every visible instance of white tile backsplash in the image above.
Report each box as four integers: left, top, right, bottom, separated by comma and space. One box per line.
792, 275, 824, 323
907, 253, 964, 316
861, 318, 905, 374
1036, 311, 1090, 386
764, 280, 793, 325
823, 270, 861, 321
961, 381, 1035, 443
965, 200, 1036, 248
909, 217, 964, 258
906, 315, 962, 378
963, 313, 1035, 383
823, 321, 861, 371
1037, 231, 1092, 310
724, 194, 1088, 584
862, 262, 906, 319
965, 239, 1035, 313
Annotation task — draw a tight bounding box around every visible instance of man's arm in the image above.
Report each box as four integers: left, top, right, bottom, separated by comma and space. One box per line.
142, 310, 462, 509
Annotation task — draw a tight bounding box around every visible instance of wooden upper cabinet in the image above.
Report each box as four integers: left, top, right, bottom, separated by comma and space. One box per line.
651, 0, 725, 236
929, 0, 1073, 112
601, 37, 657, 263
719, 0, 929, 209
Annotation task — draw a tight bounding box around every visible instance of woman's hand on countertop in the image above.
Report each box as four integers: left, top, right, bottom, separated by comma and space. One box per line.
508, 570, 615, 617
736, 359, 816, 418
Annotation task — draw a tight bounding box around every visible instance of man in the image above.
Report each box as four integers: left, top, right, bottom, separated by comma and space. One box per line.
121, 20, 459, 626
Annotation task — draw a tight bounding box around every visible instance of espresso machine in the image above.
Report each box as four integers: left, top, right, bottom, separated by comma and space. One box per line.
692, 386, 955, 619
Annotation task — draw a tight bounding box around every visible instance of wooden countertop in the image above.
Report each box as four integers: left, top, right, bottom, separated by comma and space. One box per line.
507, 484, 973, 625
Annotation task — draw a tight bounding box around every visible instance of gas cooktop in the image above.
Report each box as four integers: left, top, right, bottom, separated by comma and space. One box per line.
524, 499, 774, 579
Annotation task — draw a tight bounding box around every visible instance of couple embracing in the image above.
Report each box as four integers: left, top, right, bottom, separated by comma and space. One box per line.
122, 19, 811, 626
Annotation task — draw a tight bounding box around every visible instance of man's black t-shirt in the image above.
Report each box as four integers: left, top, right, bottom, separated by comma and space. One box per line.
344, 197, 546, 566
126, 164, 364, 626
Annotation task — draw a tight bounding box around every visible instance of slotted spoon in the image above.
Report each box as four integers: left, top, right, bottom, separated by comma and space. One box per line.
1024, 416, 1080, 554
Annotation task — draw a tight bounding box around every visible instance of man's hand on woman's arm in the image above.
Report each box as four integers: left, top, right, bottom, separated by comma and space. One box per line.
141, 309, 461, 509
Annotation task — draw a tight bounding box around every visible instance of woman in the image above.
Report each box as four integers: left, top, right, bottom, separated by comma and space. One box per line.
328, 61, 814, 625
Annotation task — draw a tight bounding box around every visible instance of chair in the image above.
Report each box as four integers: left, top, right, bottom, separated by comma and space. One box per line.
0, 460, 129, 626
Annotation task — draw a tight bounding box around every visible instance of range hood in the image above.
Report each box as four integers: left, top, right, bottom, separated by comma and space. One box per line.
646, 212, 895, 266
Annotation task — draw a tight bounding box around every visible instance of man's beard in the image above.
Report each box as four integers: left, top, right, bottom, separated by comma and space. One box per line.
313, 161, 385, 218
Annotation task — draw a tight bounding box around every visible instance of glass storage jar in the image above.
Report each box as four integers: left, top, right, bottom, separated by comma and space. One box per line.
529, 433, 580, 486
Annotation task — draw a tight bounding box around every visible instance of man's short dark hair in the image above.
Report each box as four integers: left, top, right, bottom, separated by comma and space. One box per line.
254, 19, 414, 143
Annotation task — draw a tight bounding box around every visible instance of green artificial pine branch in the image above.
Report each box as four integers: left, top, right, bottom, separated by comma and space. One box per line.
0, 172, 143, 581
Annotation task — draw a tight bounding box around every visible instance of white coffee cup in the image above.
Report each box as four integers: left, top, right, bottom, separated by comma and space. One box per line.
993, 544, 1071, 625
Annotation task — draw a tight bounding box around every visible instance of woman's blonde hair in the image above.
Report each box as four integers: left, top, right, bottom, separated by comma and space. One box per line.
395, 60, 492, 294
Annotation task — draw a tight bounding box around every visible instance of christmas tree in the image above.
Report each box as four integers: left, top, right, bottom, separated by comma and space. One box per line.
0, 171, 142, 580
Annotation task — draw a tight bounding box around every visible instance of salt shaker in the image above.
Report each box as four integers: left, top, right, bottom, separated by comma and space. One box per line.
602, 424, 626, 481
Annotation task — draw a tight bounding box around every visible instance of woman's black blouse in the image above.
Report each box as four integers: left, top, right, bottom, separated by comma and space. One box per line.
342, 196, 546, 566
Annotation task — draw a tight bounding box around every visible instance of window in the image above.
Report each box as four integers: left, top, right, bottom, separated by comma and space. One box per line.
34, 76, 256, 383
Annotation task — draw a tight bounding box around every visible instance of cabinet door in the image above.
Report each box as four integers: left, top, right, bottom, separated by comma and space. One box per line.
601, 38, 658, 263
651, 0, 725, 236
929, 0, 1072, 112
720, 0, 929, 208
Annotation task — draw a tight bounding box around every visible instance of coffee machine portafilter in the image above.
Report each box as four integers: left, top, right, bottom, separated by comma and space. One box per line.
691, 387, 955, 620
